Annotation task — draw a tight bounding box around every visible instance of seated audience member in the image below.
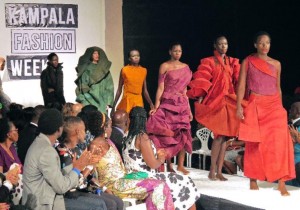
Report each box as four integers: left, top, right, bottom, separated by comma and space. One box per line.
82, 104, 98, 113
62, 103, 74, 118
0, 165, 26, 209
223, 138, 245, 175
0, 118, 22, 173
88, 111, 175, 210
57, 116, 122, 210
22, 109, 91, 210
123, 107, 200, 210
71, 103, 83, 116
17, 105, 46, 164
110, 110, 129, 157
22, 107, 35, 126
9, 103, 23, 111
76, 104, 99, 151
289, 101, 300, 185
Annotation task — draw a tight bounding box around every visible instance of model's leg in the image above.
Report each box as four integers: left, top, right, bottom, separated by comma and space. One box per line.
208, 136, 222, 180
250, 178, 259, 190
235, 154, 244, 171
167, 159, 176, 173
216, 137, 228, 181
177, 149, 190, 175
278, 179, 290, 196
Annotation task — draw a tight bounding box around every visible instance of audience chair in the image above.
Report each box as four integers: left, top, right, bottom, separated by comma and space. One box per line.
186, 127, 213, 169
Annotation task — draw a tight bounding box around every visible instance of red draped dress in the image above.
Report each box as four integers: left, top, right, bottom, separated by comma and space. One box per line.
239, 55, 295, 182
187, 50, 240, 137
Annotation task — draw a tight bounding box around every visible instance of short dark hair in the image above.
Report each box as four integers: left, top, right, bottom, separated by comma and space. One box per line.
61, 116, 83, 142
128, 49, 140, 58
82, 105, 98, 114
47, 53, 58, 61
38, 109, 63, 135
214, 35, 227, 45
253, 31, 271, 44
169, 42, 182, 51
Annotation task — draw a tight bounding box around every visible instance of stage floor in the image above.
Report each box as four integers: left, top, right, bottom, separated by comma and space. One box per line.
181, 167, 300, 210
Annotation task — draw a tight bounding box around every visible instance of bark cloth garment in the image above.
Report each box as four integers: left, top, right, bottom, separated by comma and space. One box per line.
239, 55, 295, 182
146, 66, 193, 158
117, 65, 147, 113
187, 50, 240, 137
75, 47, 114, 113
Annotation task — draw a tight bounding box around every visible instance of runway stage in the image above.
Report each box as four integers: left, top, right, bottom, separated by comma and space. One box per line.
185, 168, 300, 210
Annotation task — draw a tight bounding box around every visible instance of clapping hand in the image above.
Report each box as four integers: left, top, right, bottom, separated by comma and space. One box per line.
6, 164, 20, 186
89, 145, 104, 165
289, 124, 299, 143
73, 149, 91, 171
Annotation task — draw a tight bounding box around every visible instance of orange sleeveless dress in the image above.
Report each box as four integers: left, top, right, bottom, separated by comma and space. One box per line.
117, 65, 147, 113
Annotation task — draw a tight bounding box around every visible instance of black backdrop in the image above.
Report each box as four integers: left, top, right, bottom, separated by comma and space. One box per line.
122, 0, 300, 132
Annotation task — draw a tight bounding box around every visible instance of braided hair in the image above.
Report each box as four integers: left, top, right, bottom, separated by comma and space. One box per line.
126, 106, 147, 142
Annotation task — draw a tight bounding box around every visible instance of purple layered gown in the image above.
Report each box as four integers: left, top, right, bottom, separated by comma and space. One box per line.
146, 66, 193, 158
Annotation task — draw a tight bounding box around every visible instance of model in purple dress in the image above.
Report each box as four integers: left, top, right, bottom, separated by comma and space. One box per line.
146, 43, 193, 174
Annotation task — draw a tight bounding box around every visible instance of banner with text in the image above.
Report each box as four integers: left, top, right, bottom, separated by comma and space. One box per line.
5, 3, 78, 28
11, 29, 76, 54
6, 55, 47, 80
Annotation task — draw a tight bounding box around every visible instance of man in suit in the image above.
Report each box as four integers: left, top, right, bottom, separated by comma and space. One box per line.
110, 110, 129, 157
17, 105, 46, 164
22, 109, 91, 210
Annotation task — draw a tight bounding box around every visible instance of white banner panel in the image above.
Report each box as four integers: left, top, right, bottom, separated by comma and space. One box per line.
11, 29, 76, 54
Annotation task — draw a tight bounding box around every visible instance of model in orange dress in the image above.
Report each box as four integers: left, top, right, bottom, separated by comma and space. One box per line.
112, 50, 154, 116
236, 31, 295, 196
187, 36, 240, 180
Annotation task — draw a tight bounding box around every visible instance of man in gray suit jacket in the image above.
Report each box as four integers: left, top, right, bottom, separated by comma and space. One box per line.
22, 109, 91, 210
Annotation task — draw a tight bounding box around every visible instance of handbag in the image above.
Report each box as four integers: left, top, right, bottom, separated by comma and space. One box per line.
124, 171, 148, 180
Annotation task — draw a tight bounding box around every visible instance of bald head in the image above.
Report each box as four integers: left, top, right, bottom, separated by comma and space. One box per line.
0, 57, 5, 71
72, 103, 83, 116
289, 102, 300, 120
112, 110, 129, 130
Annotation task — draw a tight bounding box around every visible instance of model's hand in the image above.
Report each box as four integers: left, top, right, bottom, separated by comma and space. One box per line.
149, 108, 157, 115
198, 97, 203, 104
236, 105, 244, 120
150, 103, 155, 110
48, 88, 55, 93
189, 111, 193, 121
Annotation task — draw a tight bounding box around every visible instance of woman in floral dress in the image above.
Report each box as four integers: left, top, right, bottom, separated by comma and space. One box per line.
123, 107, 200, 210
